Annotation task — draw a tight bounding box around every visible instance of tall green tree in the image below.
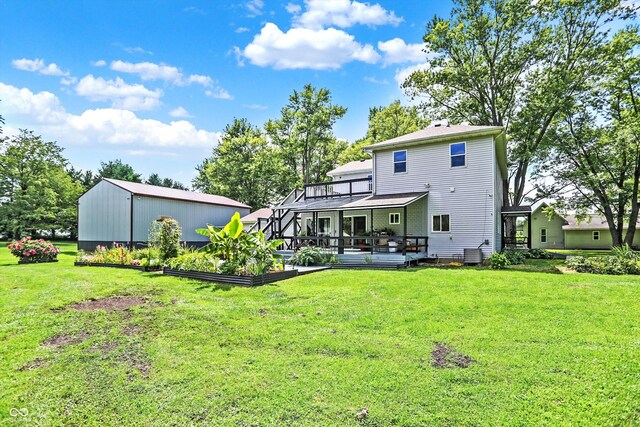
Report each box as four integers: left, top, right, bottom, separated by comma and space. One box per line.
97, 159, 142, 183
146, 173, 188, 190
0, 130, 82, 238
403, 0, 635, 211
193, 118, 290, 209
339, 100, 428, 164
266, 84, 347, 185
541, 29, 639, 246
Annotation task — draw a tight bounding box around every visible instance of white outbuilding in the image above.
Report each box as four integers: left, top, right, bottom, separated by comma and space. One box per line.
78, 178, 250, 250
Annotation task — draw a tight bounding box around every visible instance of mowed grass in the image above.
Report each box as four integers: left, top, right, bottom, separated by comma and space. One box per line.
1, 243, 640, 426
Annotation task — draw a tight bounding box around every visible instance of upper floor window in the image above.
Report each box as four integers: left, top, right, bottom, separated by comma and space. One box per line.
393, 150, 407, 173
450, 142, 466, 168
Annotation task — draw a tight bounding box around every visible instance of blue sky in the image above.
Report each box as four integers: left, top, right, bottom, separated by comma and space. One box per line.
0, 0, 452, 186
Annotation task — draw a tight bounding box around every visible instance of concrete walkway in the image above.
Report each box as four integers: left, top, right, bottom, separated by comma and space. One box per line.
284, 264, 332, 275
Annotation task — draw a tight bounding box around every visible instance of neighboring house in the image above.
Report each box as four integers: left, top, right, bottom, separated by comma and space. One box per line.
241, 208, 273, 231
525, 205, 640, 250
264, 124, 510, 264
522, 203, 566, 249
78, 178, 250, 250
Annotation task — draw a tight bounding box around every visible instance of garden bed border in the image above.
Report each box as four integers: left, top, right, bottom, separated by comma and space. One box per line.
18, 258, 59, 264
74, 262, 161, 272
163, 268, 298, 286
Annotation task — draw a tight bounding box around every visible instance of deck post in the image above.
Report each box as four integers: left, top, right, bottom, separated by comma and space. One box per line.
293, 211, 299, 251
370, 208, 374, 254
402, 205, 408, 256
338, 210, 344, 255
527, 212, 532, 249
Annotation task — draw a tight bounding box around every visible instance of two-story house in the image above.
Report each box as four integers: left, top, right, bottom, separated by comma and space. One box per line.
264, 124, 509, 265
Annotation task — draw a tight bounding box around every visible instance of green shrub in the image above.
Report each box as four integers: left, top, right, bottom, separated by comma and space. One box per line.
168, 252, 221, 273
290, 246, 327, 266
149, 217, 182, 261
525, 248, 554, 259
565, 255, 640, 275
611, 244, 638, 260
501, 249, 526, 265
487, 252, 510, 269
7, 237, 60, 262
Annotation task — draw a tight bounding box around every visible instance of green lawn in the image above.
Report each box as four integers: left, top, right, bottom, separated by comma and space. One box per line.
1, 242, 640, 426
550, 249, 612, 258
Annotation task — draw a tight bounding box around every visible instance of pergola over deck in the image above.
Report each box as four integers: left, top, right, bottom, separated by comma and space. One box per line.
276, 191, 429, 255
501, 205, 532, 249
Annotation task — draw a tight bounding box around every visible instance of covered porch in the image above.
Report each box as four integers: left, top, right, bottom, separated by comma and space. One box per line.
274, 192, 430, 264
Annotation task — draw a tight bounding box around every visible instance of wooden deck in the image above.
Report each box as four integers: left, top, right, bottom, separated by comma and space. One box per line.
277, 250, 428, 267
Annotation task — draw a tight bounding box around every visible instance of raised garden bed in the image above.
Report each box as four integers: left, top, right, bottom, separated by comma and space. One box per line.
18, 258, 58, 264
74, 262, 161, 272
163, 268, 298, 286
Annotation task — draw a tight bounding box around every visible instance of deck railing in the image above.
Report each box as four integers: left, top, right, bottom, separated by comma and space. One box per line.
502, 236, 529, 248
304, 177, 372, 200
282, 235, 428, 255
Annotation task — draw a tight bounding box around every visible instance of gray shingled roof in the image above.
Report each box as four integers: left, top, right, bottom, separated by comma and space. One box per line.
562, 214, 640, 230
241, 208, 273, 223
104, 178, 250, 209
363, 124, 504, 151
327, 159, 372, 176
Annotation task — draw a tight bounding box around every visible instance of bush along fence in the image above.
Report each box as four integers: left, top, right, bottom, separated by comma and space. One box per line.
8, 237, 60, 264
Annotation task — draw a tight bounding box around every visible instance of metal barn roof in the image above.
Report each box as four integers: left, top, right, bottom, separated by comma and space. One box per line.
103, 178, 250, 209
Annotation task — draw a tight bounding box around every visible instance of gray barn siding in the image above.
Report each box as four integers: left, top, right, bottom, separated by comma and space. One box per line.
133, 196, 249, 242
78, 180, 131, 246
374, 136, 497, 258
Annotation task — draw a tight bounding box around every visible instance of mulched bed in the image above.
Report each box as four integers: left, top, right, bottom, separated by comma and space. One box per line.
68, 296, 148, 312
431, 342, 474, 368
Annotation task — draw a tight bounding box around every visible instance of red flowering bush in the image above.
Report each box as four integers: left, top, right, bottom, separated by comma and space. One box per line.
7, 237, 60, 263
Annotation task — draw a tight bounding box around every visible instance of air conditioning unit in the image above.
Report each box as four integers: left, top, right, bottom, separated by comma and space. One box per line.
464, 248, 483, 265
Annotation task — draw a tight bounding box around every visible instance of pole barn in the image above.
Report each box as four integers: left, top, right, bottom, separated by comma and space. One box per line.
78, 178, 250, 250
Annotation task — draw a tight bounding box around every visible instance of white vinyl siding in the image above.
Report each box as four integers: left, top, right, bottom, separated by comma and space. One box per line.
374, 136, 496, 258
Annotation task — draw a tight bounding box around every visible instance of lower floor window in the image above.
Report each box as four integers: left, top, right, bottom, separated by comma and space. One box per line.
389, 213, 400, 224
432, 214, 450, 232
540, 228, 547, 243
592, 231, 600, 241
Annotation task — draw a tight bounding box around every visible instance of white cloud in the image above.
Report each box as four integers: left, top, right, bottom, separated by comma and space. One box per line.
236, 26, 250, 33
285, 3, 302, 13
243, 103, 268, 110
123, 46, 153, 55
0, 82, 221, 148
242, 22, 379, 70
11, 58, 69, 76
246, 0, 265, 16
75, 75, 163, 111
169, 106, 192, 118
109, 60, 213, 87
60, 76, 78, 86
364, 76, 388, 85
183, 6, 205, 14
292, 0, 402, 30
394, 63, 430, 87
91, 60, 107, 67
378, 38, 425, 66
205, 88, 233, 100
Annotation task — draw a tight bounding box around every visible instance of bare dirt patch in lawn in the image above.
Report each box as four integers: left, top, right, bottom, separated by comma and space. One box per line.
431, 342, 474, 369
68, 296, 147, 312
19, 357, 47, 371
42, 331, 90, 348
122, 349, 151, 380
